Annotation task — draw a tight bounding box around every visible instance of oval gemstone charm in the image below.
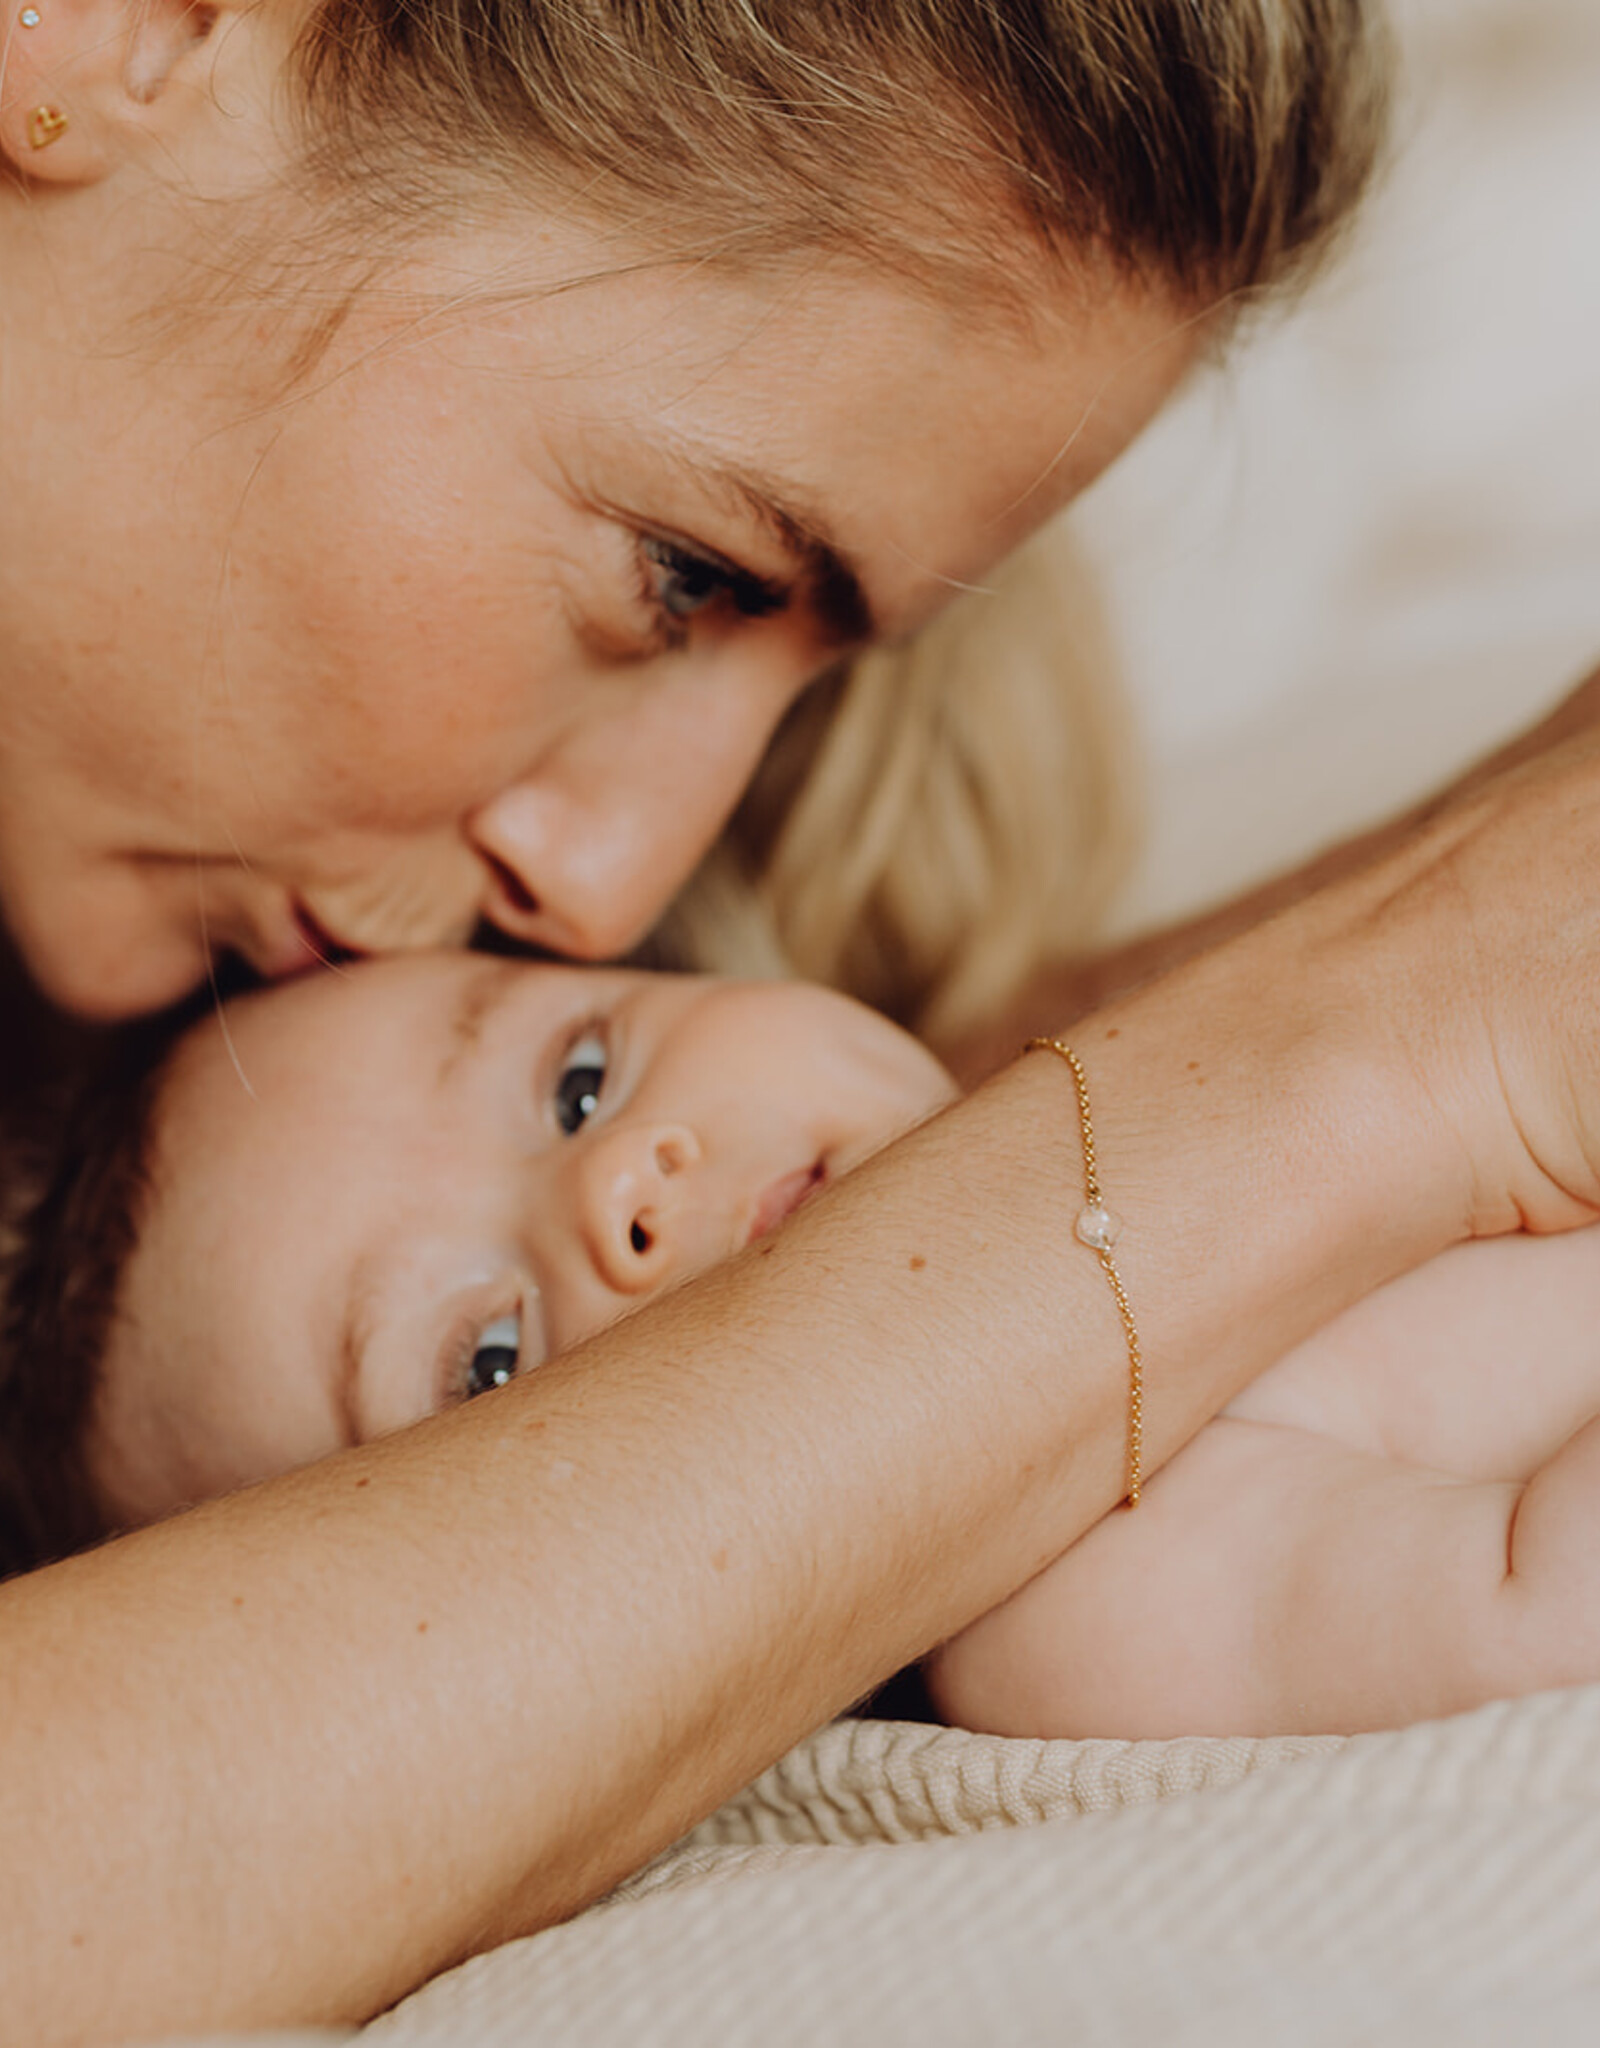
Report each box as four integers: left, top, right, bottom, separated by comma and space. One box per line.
1075, 1202, 1122, 1251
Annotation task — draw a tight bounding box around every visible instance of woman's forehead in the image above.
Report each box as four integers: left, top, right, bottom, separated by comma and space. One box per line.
388, 217, 1182, 478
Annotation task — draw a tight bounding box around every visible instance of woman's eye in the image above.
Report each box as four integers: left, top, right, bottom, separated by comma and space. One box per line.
554, 1031, 608, 1136
640, 536, 784, 628
644, 537, 732, 621
464, 1313, 521, 1400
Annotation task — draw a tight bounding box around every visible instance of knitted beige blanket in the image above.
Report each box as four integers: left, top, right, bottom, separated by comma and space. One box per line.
344, 1688, 1600, 2046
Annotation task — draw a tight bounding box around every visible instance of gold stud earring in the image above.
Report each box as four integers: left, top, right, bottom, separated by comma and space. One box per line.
27, 104, 67, 148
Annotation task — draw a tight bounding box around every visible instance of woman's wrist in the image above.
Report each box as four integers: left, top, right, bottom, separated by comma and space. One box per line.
1048, 881, 1473, 1467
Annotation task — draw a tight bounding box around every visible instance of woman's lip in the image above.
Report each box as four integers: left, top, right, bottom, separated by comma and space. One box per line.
745, 1161, 827, 1247
244, 900, 368, 981
289, 901, 368, 970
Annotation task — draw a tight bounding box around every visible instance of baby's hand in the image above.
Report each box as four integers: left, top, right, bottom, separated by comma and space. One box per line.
1493, 1413, 1600, 1693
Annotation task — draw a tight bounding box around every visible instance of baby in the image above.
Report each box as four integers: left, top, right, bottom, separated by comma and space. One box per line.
9, 951, 1600, 1741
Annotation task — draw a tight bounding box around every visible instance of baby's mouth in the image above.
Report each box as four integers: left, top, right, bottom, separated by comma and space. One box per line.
745, 1160, 827, 1247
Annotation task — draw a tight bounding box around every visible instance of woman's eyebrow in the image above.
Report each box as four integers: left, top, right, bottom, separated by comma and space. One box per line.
689, 457, 877, 647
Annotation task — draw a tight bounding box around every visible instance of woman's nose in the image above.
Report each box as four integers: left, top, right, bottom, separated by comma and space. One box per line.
577, 1122, 705, 1296
466, 676, 786, 961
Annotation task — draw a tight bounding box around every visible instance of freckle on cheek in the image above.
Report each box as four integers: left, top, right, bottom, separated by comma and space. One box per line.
909, 1254, 927, 1272
710, 1549, 729, 1573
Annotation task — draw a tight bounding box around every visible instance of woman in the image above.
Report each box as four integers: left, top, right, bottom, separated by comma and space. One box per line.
3, 5, 1596, 2044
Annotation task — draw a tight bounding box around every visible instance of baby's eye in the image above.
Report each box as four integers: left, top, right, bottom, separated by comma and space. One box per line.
464, 1313, 521, 1401
554, 1031, 608, 1136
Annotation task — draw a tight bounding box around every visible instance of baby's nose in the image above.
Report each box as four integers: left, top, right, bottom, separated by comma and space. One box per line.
578, 1123, 705, 1295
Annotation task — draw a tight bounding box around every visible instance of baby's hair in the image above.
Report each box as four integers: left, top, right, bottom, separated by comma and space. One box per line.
0, 1019, 186, 1580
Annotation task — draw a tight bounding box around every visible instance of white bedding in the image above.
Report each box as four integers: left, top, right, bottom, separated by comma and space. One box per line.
178, 0, 1600, 2038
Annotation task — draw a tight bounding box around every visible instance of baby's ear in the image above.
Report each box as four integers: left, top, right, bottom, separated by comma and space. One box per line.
1, 0, 225, 183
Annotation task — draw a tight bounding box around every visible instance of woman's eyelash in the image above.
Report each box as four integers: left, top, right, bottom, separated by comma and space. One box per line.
635, 534, 786, 640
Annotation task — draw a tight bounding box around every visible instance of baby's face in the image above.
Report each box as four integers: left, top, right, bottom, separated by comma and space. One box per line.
88, 956, 955, 1526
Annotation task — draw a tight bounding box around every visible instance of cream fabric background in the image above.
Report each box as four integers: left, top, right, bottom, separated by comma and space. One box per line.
1080, 0, 1600, 934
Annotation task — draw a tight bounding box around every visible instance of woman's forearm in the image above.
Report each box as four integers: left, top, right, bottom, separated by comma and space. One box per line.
0, 859, 1477, 2048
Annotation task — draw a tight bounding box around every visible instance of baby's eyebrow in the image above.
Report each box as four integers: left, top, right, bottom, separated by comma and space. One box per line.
335, 1245, 387, 1449
437, 960, 522, 1089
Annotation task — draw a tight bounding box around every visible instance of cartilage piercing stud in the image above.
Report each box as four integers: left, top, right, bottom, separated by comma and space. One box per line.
27, 103, 67, 147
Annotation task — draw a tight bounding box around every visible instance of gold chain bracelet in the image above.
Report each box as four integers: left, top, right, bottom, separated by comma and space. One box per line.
1025, 1038, 1143, 1507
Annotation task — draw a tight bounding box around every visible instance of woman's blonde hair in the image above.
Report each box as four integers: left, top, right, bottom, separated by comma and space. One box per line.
649, 527, 1137, 1047
295, 0, 1390, 1046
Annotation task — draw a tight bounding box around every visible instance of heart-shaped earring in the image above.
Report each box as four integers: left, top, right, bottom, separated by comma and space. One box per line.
27, 104, 68, 149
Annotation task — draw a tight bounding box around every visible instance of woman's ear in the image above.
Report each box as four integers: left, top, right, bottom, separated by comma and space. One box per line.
0, 0, 230, 183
